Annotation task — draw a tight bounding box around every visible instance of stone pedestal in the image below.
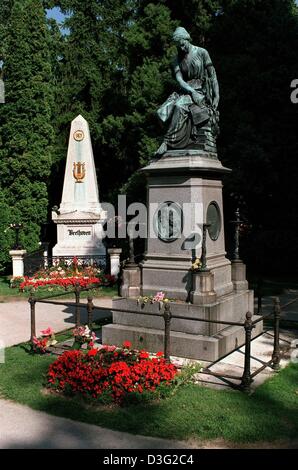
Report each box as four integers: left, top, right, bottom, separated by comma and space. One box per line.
120, 264, 141, 298
102, 150, 263, 361
108, 248, 122, 277
231, 260, 249, 292
9, 250, 27, 277
103, 295, 262, 362
139, 150, 234, 301
52, 211, 106, 258
190, 270, 217, 305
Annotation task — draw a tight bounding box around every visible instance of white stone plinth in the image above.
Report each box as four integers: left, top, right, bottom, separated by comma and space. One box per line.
52, 214, 106, 257
9, 250, 27, 278
108, 248, 122, 277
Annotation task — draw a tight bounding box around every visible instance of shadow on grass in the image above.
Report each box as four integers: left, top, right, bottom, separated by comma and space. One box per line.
1, 394, 184, 449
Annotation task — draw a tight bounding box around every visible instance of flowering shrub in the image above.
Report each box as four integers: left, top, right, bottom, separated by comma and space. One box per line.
191, 257, 202, 271
47, 341, 178, 404
32, 327, 57, 354
15, 258, 116, 292
10, 276, 25, 289
152, 291, 166, 302
19, 276, 109, 291
72, 325, 97, 349
137, 291, 173, 308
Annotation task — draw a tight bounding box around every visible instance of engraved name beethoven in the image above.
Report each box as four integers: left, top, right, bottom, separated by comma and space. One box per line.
68, 229, 91, 236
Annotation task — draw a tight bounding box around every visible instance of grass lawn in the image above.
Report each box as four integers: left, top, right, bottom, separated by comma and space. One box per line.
0, 276, 118, 301
0, 277, 25, 298
1, 340, 298, 444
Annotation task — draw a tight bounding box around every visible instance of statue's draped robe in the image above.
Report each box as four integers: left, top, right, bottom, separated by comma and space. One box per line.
157, 46, 215, 149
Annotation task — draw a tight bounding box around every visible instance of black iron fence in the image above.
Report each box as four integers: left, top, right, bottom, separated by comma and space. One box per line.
28, 288, 296, 393
23, 245, 46, 276
256, 277, 298, 315
24, 254, 107, 277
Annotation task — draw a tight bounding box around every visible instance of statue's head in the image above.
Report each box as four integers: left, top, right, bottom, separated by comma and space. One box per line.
173, 27, 191, 53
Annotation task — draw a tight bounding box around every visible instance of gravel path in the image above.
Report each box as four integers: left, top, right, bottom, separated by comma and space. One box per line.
0, 297, 112, 347
0, 398, 190, 449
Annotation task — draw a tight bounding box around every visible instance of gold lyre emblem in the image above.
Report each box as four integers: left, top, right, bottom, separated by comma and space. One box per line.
73, 162, 86, 183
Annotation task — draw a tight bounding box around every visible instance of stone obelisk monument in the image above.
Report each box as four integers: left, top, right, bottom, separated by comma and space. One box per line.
52, 115, 106, 258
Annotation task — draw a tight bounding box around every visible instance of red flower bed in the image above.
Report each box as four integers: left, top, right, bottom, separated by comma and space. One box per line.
20, 276, 101, 290
15, 257, 116, 291
47, 343, 177, 403
19, 274, 115, 291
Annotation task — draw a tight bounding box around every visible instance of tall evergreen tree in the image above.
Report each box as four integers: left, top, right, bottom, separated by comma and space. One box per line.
209, 0, 298, 272
48, 1, 177, 203
155, 0, 221, 43
101, 1, 226, 204
0, 0, 13, 62
0, 0, 54, 267
45, 0, 298, 273
48, 1, 138, 204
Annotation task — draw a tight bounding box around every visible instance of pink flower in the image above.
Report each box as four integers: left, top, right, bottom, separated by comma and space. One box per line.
40, 327, 53, 337
152, 291, 165, 302
100, 344, 116, 352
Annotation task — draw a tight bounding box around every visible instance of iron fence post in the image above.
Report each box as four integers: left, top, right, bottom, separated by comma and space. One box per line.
200, 223, 211, 271
127, 225, 136, 266
74, 283, 81, 326
10, 222, 23, 250
230, 207, 243, 261
163, 302, 172, 363
28, 290, 36, 342
271, 297, 281, 371
117, 263, 123, 297
257, 277, 262, 314
240, 311, 253, 392
87, 295, 94, 327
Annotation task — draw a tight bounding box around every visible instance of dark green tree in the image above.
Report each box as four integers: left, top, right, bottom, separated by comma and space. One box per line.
0, 0, 54, 267
49, 1, 222, 204
158, 0, 221, 43
0, 190, 14, 272
0, 0, 13, 62
209, 0, 298, 273
47, 1, 138, 204
28, 0, 298, 274
47, 2, 177, 204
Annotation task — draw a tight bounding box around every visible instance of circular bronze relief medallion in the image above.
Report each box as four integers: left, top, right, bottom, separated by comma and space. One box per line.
153, 201, 183, 242
207, 201, 221, 241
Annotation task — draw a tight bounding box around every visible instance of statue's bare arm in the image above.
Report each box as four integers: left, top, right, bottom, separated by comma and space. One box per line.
174, 66, 202, 106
